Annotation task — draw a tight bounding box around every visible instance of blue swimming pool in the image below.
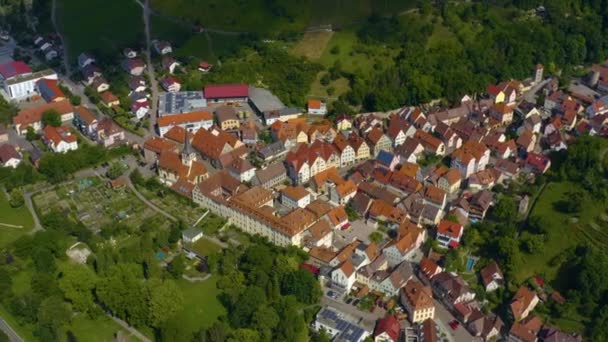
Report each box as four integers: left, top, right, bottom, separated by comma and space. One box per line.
465, 257, 477, 271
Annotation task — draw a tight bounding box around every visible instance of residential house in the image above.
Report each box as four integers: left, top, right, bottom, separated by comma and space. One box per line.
434, 122, 462, 151
328, 179, 357, 206
414, 130, 445, 156
123, 48, 137, 59
366, 127, 392, 157
418, 257, 442, 284
81, 65, 102, 85
303, 220, 333, 248
400, 279, 435, 324
162, 56, 180, 74
490, 103, 515, 125
538, 325, 582, 342
203, 83, 249, 104
72, 106, 98, 138
256, 141, 287, 164
279, 186, 310, 209
333, 133, 356, 167
480, 261, 504, 292
525, 153, 551, 174
128, 76, 146, 94
36, 78, 65, 102
373, 315, 400, 342
467, 311, 504, 342
182, 227, 203, 243
332, 260, 356, 291
215, 105, 240, 131
100, 91, 120, 107
284, 141, 339, 184
77, 53, 95, 69
198, 61, 212, 72
351, 192, 373, 217
509, 315, 542, 342
157, 110, 213, 137
42, 126, 78, 153
153, 40, 172, 55
387, 115, 416, 147
0, 144, 21, 168
13, 100, 74, 135
367, 199, 408, 229
516, 129, 537, 154
227, 158, 256, 182
376, 150, 400, 172
336, 115, 353, 131
451, 140, 490, 178
349, 133, 371, 161
307, 99, 327, 115
96, 118, 125, 147
263, 107, 301, 125
418, 319, 439, 342
423, 185, 447, 210
431, 272, 476, 308
382, 222, 425, 266
240, 125, 258, 145
435, 220, 463, 249
511, 286, 539, 321
251, 162, 287, 189
132, 101, 150, 119
369, 261, 413, 296
469, 190, 493, 220
308, 121, 336, 143
160, 76, 181, 93
91, 76, 110, 93
269, 118, 309, 148
122, 58, 146, 76
437, 168, 461, 195
394, 137, 424, 164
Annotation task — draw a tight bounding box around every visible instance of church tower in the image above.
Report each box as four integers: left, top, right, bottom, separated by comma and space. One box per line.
181, 130, 196, 167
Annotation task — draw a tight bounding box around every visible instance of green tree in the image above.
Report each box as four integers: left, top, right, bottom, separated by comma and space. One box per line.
106, 162, 125, 180
41, 109, 62, 127
228, 329, 260, 342
59, 265, 98, 312
25, 126, 38, 141
168, 254, 186, 279
9, 188, 24, 208
37, 296, 72, 340
146, 279, 184, 328
521, 232, 545, 254
280, 269, 322, 304
96, 264, 148, 326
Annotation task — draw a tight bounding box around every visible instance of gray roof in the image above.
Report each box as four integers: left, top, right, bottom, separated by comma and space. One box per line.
316, 307, 370, 342
182, 227, 202, 240
257, 141, 286, 159
253, 162, 286, 185
248, 86, 285, 113
6, 69, 56, 86
158, 91, 207, 116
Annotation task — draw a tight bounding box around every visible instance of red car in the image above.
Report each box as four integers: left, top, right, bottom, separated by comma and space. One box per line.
449, 320, 460, 330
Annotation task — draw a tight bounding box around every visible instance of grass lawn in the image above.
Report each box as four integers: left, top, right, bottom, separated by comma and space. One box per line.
185, 237, 222, 257
169, 277, 226, 337
516, 181, 605, 285
56, 0, 143, 63
309, 73, 350, 100
291, 31, 334, 60
64, 314, 132, 342
0, 192, 34, 249
198, 213, 226, 235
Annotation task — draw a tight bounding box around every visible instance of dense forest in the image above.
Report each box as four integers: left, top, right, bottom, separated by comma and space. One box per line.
340, 0, 608, 111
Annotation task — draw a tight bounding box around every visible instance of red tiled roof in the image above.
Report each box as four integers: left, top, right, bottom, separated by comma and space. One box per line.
436, 220, 463, 239
0, 61, 31, 78
308, 99, 322, 109
204, 83, 248, 99
158, 111, 212, 128
374, 315, 400, 342
0, 144, 20, 163
13, 100, 74, 127
43, 125, 77, 145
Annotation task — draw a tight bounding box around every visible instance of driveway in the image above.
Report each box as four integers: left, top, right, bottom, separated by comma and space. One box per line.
432, 299, 475, 342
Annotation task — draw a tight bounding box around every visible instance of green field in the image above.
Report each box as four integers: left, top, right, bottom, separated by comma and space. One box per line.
64, 314, 132, 342
0, 192, 34, 248
516, 181, 608, 285
56, 0, 143, 62
186, 236, 222, 257
168, 277, 226, 337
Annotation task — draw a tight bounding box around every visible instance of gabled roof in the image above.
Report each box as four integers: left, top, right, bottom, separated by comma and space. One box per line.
13, 100, 74, 127
0, 61, 31, 79
43, 125, 77, 145
326, 206, 348, 227
158, 111, 212, 128
402, 279, 434, 311
373, 315, 400, 342
37, 78, 65, 102
74, 106, 97, 125
511, 286, 538, 320
204, 83, 249, 99
143, 137, 178, 154
419, 257, 442, 280
281, 186, 310, 201
436, 220, 463, 239
0, 144, 20, 163
480, 261, 504, 288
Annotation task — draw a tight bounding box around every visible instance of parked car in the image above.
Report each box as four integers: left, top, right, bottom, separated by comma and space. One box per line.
352, 299, 360, 306
449, 320, 460, 330
345, 298, 353, 304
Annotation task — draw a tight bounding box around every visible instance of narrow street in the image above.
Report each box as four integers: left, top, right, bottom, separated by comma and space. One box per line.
0, 317, 23, 342
137, 0, 160, 135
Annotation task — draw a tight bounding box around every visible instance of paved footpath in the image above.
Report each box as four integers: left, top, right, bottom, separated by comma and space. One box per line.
0, 317, 23, 342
